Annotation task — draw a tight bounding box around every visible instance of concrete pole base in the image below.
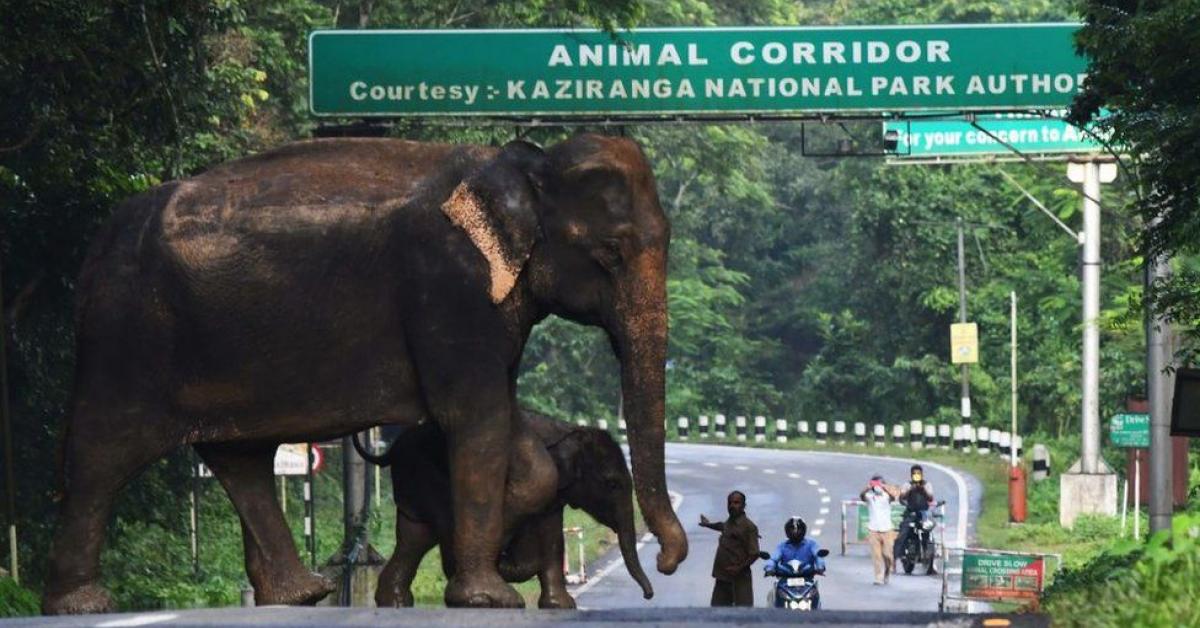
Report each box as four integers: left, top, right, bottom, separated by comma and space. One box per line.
318, 544, 386, 607
1059, 458, 1118, 528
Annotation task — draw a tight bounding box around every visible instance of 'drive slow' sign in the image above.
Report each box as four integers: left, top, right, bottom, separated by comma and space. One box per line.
308, 24, 1085, 117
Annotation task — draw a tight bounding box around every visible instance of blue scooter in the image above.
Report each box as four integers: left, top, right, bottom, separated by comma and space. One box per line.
762, 548, 830, 610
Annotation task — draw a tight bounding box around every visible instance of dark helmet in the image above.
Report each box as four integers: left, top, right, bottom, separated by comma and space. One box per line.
785, 515, 807, 539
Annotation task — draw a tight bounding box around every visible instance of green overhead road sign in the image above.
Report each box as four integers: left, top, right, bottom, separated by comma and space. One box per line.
308, 24, 1086, 118
1110, 413, 1150, 448
884, 111, 1106, 159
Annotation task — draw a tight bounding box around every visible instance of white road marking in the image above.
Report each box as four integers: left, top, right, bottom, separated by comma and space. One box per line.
703, 462, 719, 467
817, 487, 828, 494
806, 479, 819, 486
96, 615, 179, 628
814, 519, 825, 526
787, 472, 801, 479
819, 508, 829, 515
763, 469, 777, 474
820, 496, 831, 503
811, 528, 822, 536
735, 465, 749, 471
666, 458, 681, 465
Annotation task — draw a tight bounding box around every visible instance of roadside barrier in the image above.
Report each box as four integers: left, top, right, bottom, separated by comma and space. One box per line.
576, 418, 588, 427
754, 415, 767, 442
909, 420, 923, 449
960, 424, 974, 454
715, 414, 727, 439
854, 422, 867, 446
989, 430, 1002, 454
735, 415, 748, 441
939, 424, 951, 449
939, 547, 1061, 612
976, 427, 990, 455
841, 499, 946, 555
1031, 444, 1050, 481
892, 424, 905, 448
618, 419, 628, 442
677, 417, 690, 440
1014, 435, 1024, 459
834, 420, 847, 444
999, 431, 1011, 457
816, 421, 828, 445
698, 415, 710, 438
923, 424, 936, 448
562, 527, 588, 585
597, 418, 609, 432
798, 420, 810, 439
872, 424, 885, 447
775, 419, 789, 443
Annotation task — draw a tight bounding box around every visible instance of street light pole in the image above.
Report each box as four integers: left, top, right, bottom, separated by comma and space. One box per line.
957, 217, 971, 421
1147, 240, 1175, 535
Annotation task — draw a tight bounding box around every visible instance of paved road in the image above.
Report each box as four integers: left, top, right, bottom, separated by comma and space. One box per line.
572, 442, 984, 611
5, 607, 1043, 627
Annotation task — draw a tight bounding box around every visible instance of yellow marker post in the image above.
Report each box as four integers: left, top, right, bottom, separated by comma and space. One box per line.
951, 322, 979, 364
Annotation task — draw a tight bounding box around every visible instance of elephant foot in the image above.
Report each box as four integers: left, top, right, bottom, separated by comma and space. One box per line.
445, 572, 525, 608
375, 583, 414, 608
42, 583, 114, 615
537, 589, 577, 609
255, 571, 334, 606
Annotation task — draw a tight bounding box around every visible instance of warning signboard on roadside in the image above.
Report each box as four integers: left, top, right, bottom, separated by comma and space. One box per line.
950, 322, 979, 364
196, 443, 323, 478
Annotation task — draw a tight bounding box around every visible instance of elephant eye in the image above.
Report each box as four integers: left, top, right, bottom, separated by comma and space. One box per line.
593, 239, 624, 271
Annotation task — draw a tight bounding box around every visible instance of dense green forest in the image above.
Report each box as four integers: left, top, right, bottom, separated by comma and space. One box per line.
0, 0, 1184, 607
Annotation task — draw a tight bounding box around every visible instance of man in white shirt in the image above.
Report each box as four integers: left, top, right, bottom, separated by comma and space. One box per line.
859, 474, 899, 585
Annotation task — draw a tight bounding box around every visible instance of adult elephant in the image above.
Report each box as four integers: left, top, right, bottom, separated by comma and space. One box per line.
43, 133, 686, 614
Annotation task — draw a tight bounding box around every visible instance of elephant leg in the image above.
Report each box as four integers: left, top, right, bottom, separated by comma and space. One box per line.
195, 443, 333, 606
533, 510, 576, 609
43, 405, 174, 615
376, 514, 436, 608
502, 426, 559, 533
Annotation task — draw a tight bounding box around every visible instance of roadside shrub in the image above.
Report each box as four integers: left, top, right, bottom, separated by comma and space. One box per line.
0, 577, 39, 617
1044, 513, 1200, 628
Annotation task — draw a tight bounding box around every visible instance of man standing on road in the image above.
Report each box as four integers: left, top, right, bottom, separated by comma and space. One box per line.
860, 474, 899, 585
700, 490, 761, 607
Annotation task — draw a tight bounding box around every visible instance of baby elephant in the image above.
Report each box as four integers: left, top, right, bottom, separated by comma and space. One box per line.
357, 411, 654, 609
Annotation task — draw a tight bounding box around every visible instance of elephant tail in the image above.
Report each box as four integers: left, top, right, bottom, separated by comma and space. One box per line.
350, 430, 394, 466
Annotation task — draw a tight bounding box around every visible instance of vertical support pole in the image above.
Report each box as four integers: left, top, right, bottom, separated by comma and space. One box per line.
957, 217, 971, 423
343, 435, 367, 546
280, 476, 287, 515
190, 452, 200, 576
0, 256, 17, 583
1147, 233, 1175, 535
1121, 477, 1128, 537
305, 443, 316, 569
1080, 161, 1102, 474
1134, 449, 1141, 541
373, 427, 381, 510
1011, 291, 1018, 468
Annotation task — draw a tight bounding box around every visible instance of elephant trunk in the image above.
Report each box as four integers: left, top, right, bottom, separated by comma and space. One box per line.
615, 494, 654, 599
611, 251, 687, 575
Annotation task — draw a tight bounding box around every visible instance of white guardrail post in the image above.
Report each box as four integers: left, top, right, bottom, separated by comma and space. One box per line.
735, 415, 748, 441
816, 421, 828, 445
715, 414, 727, 439
854, 422, 866, 446
754, 415, 767, 442
775, 418, 789, 443
893, 424, 906, 448
873, 424, 885, 447
698, 415, 709, 439
910, 420, 923, 449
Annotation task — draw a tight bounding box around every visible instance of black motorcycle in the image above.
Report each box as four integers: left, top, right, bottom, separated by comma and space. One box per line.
899, 500, 945, 575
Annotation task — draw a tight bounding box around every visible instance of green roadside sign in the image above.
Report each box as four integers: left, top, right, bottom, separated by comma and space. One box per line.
1110, 413, 1150, 448
884, 111, 1106, 159
962, 551, 1044, 600
308, 24, 1086, 117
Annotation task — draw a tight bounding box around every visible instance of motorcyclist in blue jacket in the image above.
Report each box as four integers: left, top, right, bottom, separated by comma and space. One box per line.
764, 516, 826, 577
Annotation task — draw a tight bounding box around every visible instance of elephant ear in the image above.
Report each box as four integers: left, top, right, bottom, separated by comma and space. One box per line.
440, 140, 546, 304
